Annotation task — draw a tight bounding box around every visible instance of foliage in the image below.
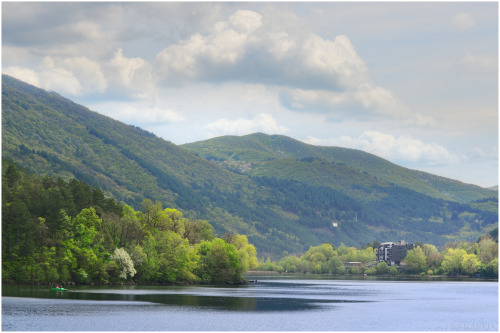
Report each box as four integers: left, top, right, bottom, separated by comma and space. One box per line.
1, 161, 254, 284
195, 239, 241, 283
110, 248, 136, 279
259, 236, 497, 278
402, 247, 427, 274
2, 75, 498, 258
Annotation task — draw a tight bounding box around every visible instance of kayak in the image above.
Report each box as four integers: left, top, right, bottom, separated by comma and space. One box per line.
51, 288, 68, 291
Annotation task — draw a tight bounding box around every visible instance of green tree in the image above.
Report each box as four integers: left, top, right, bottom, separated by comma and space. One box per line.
196, 238, 241, 283
279, 255, 301, 273
461, 253, 481, 276
184, 219, 214, 244
145, 230, 199, 283
376, 262, 389, 275
328, 255, 345, 274
441, 248, 467, 275
226, 234, 258, 272
403, 246, 427, 274
477, 236, 498, 264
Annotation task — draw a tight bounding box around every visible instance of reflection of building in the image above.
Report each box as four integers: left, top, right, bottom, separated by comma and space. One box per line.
376, 240, 415, 267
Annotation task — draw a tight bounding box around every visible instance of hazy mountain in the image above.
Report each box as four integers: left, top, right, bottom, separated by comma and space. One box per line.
3, 75, 497, 257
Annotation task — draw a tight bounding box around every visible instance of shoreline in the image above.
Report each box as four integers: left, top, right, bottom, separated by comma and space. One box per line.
244, 272, 498, 282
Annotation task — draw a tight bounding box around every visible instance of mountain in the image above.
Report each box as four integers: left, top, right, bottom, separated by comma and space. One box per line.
182, 133, 493, 203
2, 75, 498, 257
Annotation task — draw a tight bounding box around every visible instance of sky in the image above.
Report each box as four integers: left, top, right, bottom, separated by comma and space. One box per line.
2, 2, 498, 188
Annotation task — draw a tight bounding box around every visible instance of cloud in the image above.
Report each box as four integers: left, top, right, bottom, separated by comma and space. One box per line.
155, 9, 368, 91
2, 2, 120, 59
106, 49, 155, 98
154, 8, 426, 126
280, 85, 436, 127
4, 58, 99, 96
156, 10, 263, 83
35, 56, 107, 96
3, 5, 410, 125
3, 50, 157, 99
206, 113, 288, 137
304, 131, 462, 166
3, 66, 40, 87
452, 13, 475, 31
460, 54, 497, 71
89, 101, 184, 125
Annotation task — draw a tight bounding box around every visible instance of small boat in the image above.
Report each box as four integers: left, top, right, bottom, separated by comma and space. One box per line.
51, 288, 68, 291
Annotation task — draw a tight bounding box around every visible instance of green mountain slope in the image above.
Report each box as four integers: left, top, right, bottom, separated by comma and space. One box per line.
3, 75, 497, 257
183, 133, 494, 203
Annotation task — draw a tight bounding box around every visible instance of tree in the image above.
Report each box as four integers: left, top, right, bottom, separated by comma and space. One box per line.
441, 248, 467, 275
403, 246, 427, 274
280, 255, 301, 273
110, 248, 136, 280
147, 230, 199, 283
389, 265, 399, 275
328, 255, 345, 274
226, 234, 258, 272
477, 236, 498, 264
184, 219, 214, 244
196, 238, 241, 283
376, 262, 389, 275
461, 253, 481, 276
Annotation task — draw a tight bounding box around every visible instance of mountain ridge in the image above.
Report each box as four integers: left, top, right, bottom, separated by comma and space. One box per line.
2, 74, 497, 256
183, 133, 493, 203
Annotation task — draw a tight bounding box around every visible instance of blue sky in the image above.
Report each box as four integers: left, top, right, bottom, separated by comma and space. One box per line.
2, 2, 498, 187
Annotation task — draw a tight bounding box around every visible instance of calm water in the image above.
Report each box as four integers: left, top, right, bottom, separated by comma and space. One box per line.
2, 276, 498, 331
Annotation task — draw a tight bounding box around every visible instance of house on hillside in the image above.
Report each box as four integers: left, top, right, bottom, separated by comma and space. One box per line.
376, 240, 415, 267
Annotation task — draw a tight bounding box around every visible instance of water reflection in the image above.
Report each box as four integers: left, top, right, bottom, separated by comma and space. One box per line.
2, 283, 368, 312
2, 280, 497, 331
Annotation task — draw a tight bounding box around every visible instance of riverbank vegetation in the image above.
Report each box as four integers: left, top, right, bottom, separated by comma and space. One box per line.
2, 160, 257, 285
257, 237, 498, 278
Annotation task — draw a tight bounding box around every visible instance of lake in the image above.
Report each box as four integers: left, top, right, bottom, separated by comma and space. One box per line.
2, 276, 498, 331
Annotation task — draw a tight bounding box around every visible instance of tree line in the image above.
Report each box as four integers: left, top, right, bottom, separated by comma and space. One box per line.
258, 237, 498, 278
2, 160, 257, 285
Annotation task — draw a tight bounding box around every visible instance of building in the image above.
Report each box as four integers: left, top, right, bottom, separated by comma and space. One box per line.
343, 262, 362, 270
376, 240, 415, 267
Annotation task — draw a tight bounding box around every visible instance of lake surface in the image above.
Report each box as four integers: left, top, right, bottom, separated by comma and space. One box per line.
2, 276, 498, 331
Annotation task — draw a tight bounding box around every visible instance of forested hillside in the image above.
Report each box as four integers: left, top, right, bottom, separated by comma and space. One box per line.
183, 133, 494, 203
2, 160, 257, 284
2, 75, 498, 257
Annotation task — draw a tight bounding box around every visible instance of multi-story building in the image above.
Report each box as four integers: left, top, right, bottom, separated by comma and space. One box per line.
376, 240, 415, 267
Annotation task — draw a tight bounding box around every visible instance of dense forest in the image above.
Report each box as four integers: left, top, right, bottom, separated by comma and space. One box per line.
2, 160, 257, 284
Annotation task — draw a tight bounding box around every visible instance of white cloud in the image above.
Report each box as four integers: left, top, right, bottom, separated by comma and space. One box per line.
156, 10, 263, 83
106, 49, 155, 98
89, 101, 184, 125
452, 13, 475, 31
4, 56, 108, 96
304, 131, 462, 166
155, 9, 369, 92
301, 34, 368, 89
206, 113, 288, 137
35, 56, 107, 96
3, 67, 40, 87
